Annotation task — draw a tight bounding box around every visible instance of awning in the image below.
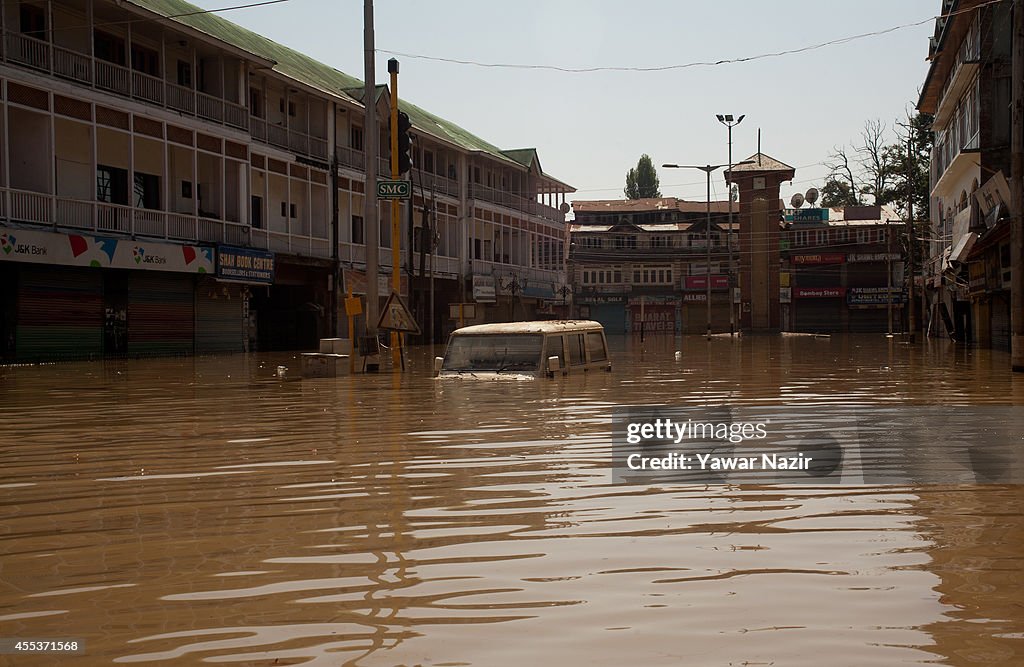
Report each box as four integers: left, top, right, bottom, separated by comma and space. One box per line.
949, 232, 977, 264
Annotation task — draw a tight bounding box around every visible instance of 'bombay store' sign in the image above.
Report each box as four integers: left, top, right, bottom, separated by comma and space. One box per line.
0, 226, 213, 273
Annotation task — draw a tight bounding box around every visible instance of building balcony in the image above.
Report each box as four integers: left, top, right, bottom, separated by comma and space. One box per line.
250, 117, 328, 161
469, 258, 563, 286
3, 31, 250, 132
468, 183, 565, 224
1, 187, 331, 259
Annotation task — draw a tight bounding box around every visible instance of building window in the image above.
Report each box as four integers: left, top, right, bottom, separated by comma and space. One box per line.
131, 43, 159, 76
424, 151, 434, 173
351, 215, 364, 244
20, 3, 46, 39
96, 165, 129, 205
176, 60, 192, 87
94, 31, 126, 66
350, 126, 363, 151
614, 270, 622, 283
633, 270, 640, 283
251, 195, 263, 228
249, 88, 263, 118
133, 173, 160, 210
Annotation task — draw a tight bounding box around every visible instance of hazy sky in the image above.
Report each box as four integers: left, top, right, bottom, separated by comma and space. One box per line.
203, 0, 937, 204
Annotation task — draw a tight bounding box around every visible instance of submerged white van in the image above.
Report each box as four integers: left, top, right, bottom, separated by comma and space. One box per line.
435, 320, 612, 378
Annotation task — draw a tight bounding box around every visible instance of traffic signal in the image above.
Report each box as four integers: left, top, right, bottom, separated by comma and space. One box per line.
394, 111, 413, 174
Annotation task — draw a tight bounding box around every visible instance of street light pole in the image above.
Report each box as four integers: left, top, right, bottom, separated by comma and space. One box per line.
664, 159, 754, 341
717, 114, 745, 336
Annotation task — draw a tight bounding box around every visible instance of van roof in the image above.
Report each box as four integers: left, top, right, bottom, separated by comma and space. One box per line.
451, 320, 605, 335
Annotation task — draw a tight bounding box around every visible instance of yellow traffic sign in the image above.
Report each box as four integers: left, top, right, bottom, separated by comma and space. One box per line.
344, 295, 363, 317
377, 291, 420, 334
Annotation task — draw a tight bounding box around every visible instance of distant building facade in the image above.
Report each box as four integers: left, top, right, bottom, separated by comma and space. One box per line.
569, 197, 737, 334
782, 206, 906, 333
0, 0, 572, 362
918, 0, 1013, 348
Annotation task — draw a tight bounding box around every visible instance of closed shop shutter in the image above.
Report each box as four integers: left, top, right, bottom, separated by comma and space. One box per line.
195, 279, 245, 354
16, 267, 103, 361
589, 303, 627, 335
793, 299, 842, 332
848, 308, 891, 333
991, 293, 1010, 351
128, 273, 195, 356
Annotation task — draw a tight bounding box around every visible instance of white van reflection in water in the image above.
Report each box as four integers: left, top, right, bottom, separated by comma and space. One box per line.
435, 321, 612, 378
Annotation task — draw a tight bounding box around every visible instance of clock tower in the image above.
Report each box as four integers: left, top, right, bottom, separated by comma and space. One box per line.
725, 154, 795, 330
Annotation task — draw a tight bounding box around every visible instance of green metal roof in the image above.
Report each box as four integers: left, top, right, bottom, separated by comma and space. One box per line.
125, 0, 564, 180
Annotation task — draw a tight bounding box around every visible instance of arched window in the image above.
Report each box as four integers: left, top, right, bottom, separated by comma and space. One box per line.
959, 190, 968, 212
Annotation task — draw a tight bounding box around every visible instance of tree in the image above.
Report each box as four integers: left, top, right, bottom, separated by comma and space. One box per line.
624, 154, 661, 199
818, 112, 933, 218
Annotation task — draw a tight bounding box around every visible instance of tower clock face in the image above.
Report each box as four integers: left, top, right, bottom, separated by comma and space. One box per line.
753, 176, 766, 190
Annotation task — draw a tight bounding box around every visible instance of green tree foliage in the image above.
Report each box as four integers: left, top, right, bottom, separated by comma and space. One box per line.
625, 154, 661, 199
818, 111, 933, 220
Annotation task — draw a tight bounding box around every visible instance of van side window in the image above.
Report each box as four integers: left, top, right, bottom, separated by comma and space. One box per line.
587, 332, 607, 362
547, 335, 566, 370
568, 334, 586, 365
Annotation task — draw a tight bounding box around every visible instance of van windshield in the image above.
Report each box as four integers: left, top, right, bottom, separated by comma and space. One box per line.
442, 334, 544, 372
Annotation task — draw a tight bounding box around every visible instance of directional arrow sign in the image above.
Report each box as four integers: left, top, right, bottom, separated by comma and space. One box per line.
376, 179, 411, 199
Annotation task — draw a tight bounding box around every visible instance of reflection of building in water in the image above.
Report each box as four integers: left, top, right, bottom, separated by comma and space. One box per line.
911, 487, 1024, 666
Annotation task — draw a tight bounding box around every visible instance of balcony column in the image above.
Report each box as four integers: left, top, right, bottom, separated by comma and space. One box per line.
46, 0, 53, 72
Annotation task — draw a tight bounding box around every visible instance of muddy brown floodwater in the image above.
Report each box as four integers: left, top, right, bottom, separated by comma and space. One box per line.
2, 334, 1023, 666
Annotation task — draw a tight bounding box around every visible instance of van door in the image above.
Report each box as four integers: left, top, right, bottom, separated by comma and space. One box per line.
567, 332, 586, 372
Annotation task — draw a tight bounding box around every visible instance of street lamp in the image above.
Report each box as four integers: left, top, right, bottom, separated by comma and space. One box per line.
663, 159, 755, 340
717, 114, 745, 335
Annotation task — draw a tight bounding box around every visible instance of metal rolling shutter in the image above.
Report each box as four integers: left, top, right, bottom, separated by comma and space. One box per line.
16, 267, 103, 361
793, 299, 843, 333
991, 294, 1010, 351
195, 280, 245, 354
848, 309, 891, 333
590, 303, 627, 335
128, 273, 195, 356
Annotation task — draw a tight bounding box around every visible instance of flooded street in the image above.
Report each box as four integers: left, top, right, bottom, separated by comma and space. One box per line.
2, 335, 1024, 666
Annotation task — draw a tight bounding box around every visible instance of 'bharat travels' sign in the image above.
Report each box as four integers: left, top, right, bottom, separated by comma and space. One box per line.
0, 225, 214, 273
217, 245, 274, 284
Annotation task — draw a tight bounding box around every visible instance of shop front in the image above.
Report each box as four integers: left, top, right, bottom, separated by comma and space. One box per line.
1, 225, 214, 361
793, 287, 846, 332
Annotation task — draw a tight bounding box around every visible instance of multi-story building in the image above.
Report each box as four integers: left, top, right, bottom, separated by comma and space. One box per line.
569, 197, 738, 334
917, 0, 1013, 348
0, 0, 572, 361
782, 205, 906, 333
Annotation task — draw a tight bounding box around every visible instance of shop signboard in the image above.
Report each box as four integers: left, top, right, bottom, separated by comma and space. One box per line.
792, 253, 845, 265
217, 245, 274, 284
793, 287, 846, 298
684, 275, 729, 290
0, 225, 213, 273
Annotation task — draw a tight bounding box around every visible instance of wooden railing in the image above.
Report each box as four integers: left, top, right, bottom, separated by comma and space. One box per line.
1, 188, 331, 259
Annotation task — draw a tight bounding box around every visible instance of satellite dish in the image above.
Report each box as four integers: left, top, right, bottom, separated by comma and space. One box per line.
559, 202, 571, 214
790, 193, 805, 208
805, 187, 819, 205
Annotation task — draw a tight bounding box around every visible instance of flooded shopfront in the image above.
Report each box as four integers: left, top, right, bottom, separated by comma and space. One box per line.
2, 335, 1023, 665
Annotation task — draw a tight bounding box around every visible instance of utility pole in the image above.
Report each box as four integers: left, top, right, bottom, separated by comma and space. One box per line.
363, 0, 379, 341
887, 224, 893, 335
906, 133, 916, 343
1012, 0, 1024, 371
388, 57, 401, 368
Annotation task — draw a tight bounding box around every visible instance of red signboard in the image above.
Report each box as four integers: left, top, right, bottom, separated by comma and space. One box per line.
792, 254, 846, 265
684, 274, 729, 290
793, 287, 847, 298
